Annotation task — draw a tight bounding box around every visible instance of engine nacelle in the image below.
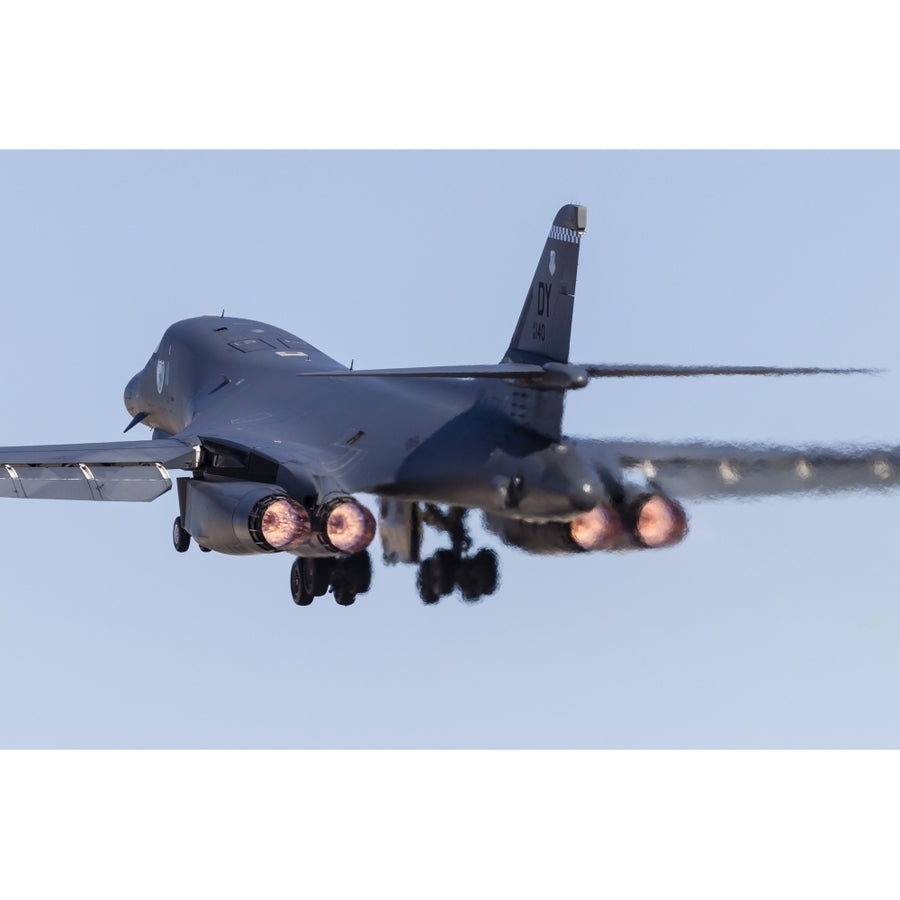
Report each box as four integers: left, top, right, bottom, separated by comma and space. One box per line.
181, 480, 378, 557
484, 492, 689, 555
182, 480, 313, 556
484, 503, 627, 556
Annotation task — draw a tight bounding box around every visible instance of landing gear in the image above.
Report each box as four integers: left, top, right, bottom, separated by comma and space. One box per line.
416, 549, 457, 604
172, 516, 191, 553
290, 557, 331, 606
331, 552, 371, 606
456, 548, 499, 602
308, 557, 334, 596
173, 516, 212, 552
288, 552, 371, 607
415, 506, 499, 605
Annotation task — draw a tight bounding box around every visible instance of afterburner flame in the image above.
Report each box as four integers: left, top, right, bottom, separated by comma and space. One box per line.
570, 504, 622, 551
260, 497, 311, 550
633, 494, 688, 548
325, 500, 377, 553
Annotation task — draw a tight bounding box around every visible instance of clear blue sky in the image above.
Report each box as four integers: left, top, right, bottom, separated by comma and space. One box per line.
1, 150, 900, 749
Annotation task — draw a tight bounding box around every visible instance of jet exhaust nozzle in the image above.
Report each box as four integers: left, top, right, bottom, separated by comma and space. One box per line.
181, 482, 377, 556
569, 503, 625, 551
631, 493, 688, 548
254, 496, 312, 551
321, 499, 377, 554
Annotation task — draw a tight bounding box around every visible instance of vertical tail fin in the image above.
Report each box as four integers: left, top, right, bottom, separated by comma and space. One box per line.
503, 204, 587, 365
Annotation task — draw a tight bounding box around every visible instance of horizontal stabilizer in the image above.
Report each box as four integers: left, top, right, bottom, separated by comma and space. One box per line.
300, 362, 876, 391
300, 364, 546, 380
582, 364, 878, 378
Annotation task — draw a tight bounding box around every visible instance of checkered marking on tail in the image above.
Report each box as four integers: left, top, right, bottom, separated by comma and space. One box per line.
548, 225, 581, 244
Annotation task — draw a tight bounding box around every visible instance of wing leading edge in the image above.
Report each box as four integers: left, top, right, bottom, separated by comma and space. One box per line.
301, 363, 874, 391
577, 438, 900, 501
0, 438, 199, 501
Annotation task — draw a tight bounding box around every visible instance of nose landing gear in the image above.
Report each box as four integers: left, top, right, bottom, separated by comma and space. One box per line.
172, 516, 191, 553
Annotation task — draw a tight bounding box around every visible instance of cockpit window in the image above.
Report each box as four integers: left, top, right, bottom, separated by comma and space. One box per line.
229, 339, 275, 353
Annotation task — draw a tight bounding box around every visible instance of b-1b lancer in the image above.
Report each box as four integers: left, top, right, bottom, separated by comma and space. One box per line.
1, 204, 896, 606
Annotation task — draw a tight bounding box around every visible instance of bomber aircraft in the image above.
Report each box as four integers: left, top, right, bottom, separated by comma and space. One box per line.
1, 204, 896, 606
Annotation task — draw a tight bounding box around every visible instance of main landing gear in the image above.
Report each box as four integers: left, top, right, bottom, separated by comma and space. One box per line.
174, 504, 498, 607
173, 514, 372, 607
289, 552, 372, 607
415, 506, 499, 605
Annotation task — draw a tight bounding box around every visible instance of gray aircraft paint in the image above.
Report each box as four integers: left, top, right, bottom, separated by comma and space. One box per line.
0, 204, 895, 604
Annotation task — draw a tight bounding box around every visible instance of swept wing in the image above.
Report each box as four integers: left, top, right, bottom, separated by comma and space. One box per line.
577, 438, 900, 501
0, 439, 199, 501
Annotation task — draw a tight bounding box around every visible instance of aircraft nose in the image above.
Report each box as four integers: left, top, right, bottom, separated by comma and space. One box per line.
123, 372, 143, 415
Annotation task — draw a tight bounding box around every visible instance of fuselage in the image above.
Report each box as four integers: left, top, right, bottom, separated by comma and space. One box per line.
124, 316, 606, 521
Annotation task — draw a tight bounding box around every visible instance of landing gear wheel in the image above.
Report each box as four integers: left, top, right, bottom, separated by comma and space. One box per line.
290, 558, 314, 606
172, 516, 191, 553
417, 557, 442, 604
472, 548, 499, 596
457, 549, 499, 602
456, 561, 481, 602
333, 584, 356, 606
416, 506, 502, 603
416, 550, 458, 604
304, 557, 333, 597
433, 549, 458, 596
330, 551, 371, 606
342, 552, 372, 594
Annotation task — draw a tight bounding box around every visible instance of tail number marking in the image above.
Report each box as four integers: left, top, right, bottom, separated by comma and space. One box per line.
536, 282, 552, 317
531, 281, 553, 341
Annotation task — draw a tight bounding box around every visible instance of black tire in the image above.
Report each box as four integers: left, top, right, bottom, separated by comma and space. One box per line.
456, 548, 499, 602
472, 548, 499, 596
456, 559, 482, 602
290, 558, 314, 606
172, 516, 191, 553
342, 551, 372, 594
332, 577, 356, 606
303, 557, 333, 597
417, 557, 441, 604
433, 549, 458, 596
330, 558, 357, 606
